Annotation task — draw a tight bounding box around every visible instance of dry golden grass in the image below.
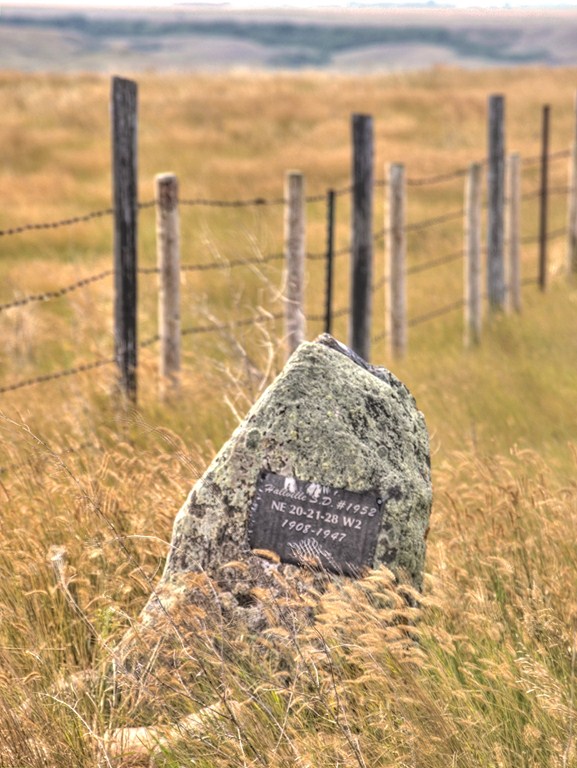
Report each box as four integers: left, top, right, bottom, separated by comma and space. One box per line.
1, 425, 576, 766
1, 67, 577, 766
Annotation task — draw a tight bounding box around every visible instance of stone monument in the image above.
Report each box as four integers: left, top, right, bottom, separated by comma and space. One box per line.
161, 333, 431, 589
113, 332, 432, 733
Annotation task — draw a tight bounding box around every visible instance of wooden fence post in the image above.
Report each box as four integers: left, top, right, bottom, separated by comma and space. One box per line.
465, 162, 482, 346
112, 76, 138, 402
539, 105, 550, 292
156, 173, 180, 394
487, 94, 506, 310
324, 189, 336, 336
284, 171, 306, 357
507, 153, 522, 313
385, 163, 406, 358
350, 114, 374, 362
567, 92, 577, 275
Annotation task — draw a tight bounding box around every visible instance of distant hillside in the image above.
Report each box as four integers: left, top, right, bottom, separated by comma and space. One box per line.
1, 6, 577, 71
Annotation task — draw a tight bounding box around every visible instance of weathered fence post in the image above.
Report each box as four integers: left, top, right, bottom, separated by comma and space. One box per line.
487, 94, 506, 311
284, 171, 306, 357
156, 173, 180, 394
539, 105, 550, 292
112, 76, 138, 402
465, 162, 482, 346
385, 163, 406, 358
350, 114, 374, 362
324, 189, 336, 336
567, 92, 577, 275
507, 153, 522, 313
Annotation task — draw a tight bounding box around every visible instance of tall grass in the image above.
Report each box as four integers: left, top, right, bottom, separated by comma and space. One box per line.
1, 68, 577, 765
1, 420, 576, 766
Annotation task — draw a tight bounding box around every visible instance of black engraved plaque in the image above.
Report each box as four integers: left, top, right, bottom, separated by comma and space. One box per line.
248, 471, 385, 576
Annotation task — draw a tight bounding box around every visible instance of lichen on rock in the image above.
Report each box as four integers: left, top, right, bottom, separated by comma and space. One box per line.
114, 338, 432, 741
161, 333, 431, 589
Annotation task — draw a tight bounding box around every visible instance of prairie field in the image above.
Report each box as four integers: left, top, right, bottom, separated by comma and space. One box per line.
1, 67, 577, 767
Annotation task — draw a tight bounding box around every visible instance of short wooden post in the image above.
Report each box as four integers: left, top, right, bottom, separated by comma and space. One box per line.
567, 92, 577, 275
385, 163, 406, 358
324, 189, 336, 336
465, 162, 482, 346
156, 173, 180, 394
487, 94, 506, 310
507, 154, 522, 313
284, 171, 306, 356
539, 105, 550, 292
350, 114, 374, 362
112, 76, 138, 402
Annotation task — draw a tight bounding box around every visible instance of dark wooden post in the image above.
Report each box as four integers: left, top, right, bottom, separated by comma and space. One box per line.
350, 114, 374, 362
112, 76, 138, 401
487, 94, 506, 310
324, 189, 336, 336
539, 105, 550, 292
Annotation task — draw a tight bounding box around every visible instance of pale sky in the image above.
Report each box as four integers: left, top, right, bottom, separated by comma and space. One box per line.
4, 0, 577, 8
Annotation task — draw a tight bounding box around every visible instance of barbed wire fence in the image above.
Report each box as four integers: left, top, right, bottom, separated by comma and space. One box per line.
1, 80, 576, 402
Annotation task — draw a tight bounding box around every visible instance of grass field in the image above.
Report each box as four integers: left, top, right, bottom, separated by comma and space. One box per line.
1, 67, 577, 766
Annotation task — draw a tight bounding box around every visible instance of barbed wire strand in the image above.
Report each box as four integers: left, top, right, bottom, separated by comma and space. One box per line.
547, 227, 567, 240
374, 271, 543, 342
0, 270, 114, 313
522, 148, 571, 167
520, 226, 565, 246
0, 357, 116, 395
372, 329, 389, 344
181, 311, 285, 337
0, 208, 115, 238
0, 312, 284, 395
139, 252, 285, 276
307, 244, 350, 261
374, 167, 468, 190
176, 183, 351, 209
308, 306, 350, 323
1, 148, 571, 238
406, 208, 464, 233
521, 185, 571, 202
408, 271, 543, 330
408, 298, 466, 328
406, 249, 463, 276
0, 232, 563, 400
406, 168, 469, 186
